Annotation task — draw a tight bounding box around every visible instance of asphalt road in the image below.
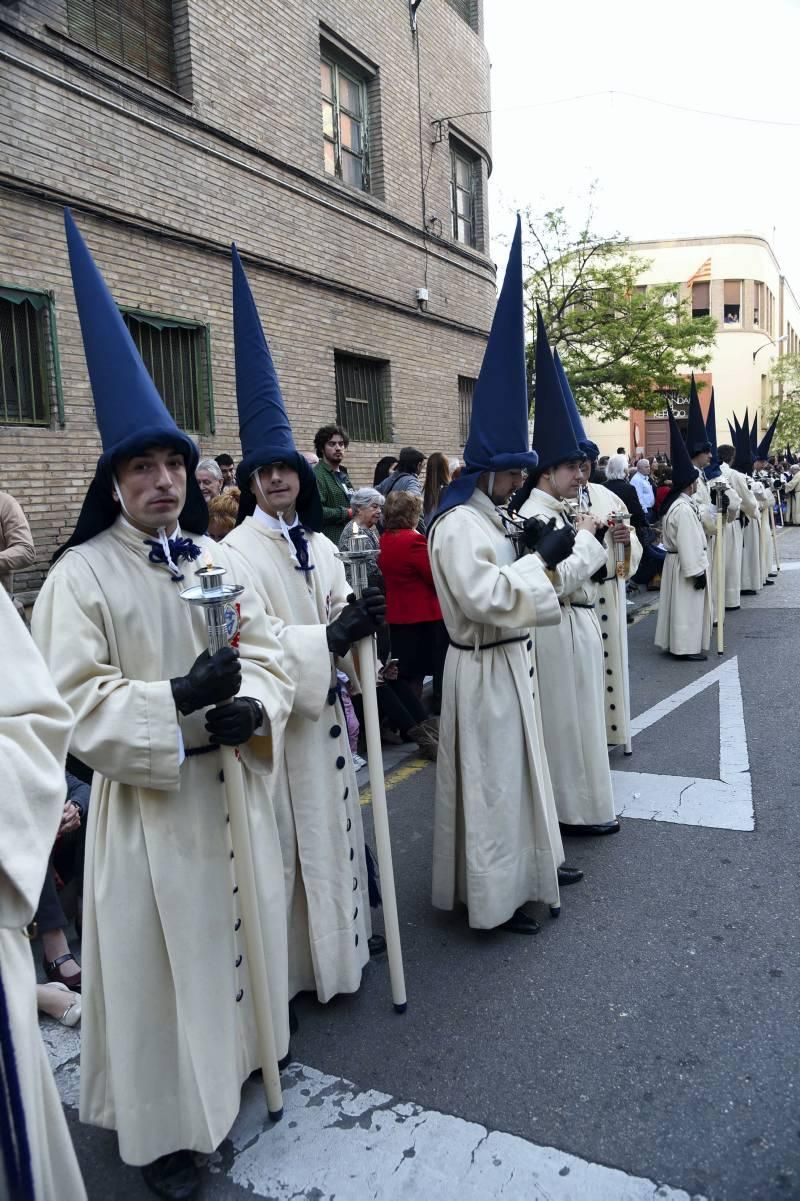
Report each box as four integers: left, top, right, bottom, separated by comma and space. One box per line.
51, 529, 800, 1201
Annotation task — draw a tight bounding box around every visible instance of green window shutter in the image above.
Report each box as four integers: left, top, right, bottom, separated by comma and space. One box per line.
66, 0, 176, 87
122, 311, 212, 434
0, 289, 52, 426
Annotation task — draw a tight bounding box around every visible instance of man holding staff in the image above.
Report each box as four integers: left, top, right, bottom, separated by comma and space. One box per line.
518, 312, 618, 835
32, 213, 293, 1200
553, 350, 641, 752
223, 247, 386, 1006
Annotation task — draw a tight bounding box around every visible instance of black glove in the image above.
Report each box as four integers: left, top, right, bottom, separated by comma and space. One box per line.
739, 513, 749, 529
205, 697, 264, 746
594, 522, 609, 544
719, 489, 730, 513
326, 587, 386, 656
692, 574, 707, 591
591, 566, 608, 583
531, 517, 577, 569
171, 648, 241, 715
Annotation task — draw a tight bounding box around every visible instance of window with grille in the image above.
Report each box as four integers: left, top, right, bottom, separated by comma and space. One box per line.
450, 143, 478, 248
321, 52, 370, 192
122, 311, 212, 434
691, 281, 710, 319
458, 375, 476, 444
334, 353, 390, 442
66, 0, 176, 87
0, 287, 55, 426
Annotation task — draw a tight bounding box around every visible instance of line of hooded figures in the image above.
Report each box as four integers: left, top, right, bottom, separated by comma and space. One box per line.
1, 213, 787, 1201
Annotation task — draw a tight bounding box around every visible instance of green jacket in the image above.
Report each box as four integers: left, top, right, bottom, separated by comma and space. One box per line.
314, 460, 354, 543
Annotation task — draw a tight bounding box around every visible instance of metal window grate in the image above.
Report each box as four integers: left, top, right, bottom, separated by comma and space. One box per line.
444, 0, 478, 30
66, 0, 176, 87
123, 312, 210, 434
335, 353, 389, 442
458, 375, 476, 444
0, 291, 51, 425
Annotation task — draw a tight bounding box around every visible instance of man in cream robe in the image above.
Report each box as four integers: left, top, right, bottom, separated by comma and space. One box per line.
740, 476, 763, 594
719, 446, 757, 609
784, 466, 800, 524
752, 471, 776, 585
31, 211, 293, 1198
654, 490, 711, 658
519, 485, 615, 828
583, 474, 642, 748
221, 245, 385, 1002
427, 218, 582, 935
429, 484, 571, 929
0, 586, 86, 1201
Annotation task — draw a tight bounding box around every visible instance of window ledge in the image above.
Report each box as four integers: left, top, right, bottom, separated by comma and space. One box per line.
43, 24, 193, 107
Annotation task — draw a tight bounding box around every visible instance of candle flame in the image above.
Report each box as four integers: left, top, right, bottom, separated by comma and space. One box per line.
352, 521, 359, 535
201, 550, 215, 570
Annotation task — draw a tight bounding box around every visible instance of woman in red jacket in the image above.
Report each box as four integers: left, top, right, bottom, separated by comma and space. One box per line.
379, 491, 446, 704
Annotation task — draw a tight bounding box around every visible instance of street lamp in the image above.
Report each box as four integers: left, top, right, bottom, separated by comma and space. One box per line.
753, 334, 788, 362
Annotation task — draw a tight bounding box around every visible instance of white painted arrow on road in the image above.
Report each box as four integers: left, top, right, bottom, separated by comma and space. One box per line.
613, 657, 753, 831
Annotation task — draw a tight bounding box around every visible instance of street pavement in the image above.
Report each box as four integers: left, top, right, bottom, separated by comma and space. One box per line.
44, 528, 799, 1200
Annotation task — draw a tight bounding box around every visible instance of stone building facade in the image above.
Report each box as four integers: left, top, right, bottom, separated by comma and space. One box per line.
0, 0, 494, 591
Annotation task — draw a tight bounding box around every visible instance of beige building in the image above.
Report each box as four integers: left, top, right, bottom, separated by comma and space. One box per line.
584, 234, 800, 459
0, 0, 494, 592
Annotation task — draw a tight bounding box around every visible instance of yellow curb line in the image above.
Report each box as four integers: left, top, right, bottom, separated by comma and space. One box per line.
360, 756, 430, 806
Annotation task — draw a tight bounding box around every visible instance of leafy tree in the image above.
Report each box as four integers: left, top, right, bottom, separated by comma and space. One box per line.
522, 204, 717, 421
763, 354, 800, 451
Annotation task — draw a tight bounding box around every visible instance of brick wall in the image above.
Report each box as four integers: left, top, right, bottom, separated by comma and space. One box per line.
0, 0, 494, 590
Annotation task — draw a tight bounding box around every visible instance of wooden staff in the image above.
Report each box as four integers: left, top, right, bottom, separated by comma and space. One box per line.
340, 527, 407, 1014
182, 564, 284, 1119
769, 504, 781, 574
612, 515, 633, 756
715, 507, 724, 656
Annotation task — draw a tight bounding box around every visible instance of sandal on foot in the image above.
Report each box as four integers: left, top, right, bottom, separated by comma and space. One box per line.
44, 952, 81, 992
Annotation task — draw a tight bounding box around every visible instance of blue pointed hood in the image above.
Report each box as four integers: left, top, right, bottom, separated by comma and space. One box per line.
704, 388, 722, 480
231, 245, 322, 530
734, 411, 753, 473
755, 410, 779, 462
435, 216, 537, 520
55, 209, 206, 557
749, 411, 759, 458
727, 418, 737, 445
531, 309, 583, 472
64, 209, 198, 471
686, 373, 711, 456
668, 404, 699, 491
554, 350, 599, 461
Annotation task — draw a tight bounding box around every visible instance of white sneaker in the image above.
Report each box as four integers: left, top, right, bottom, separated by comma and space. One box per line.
352, 753, 367, 771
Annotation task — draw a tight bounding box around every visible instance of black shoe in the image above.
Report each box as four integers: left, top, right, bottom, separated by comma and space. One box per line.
500, 908, 541, 935
725, 605, 740, 611
741, 589, 757, 595
560, 820, 621, 836
670, 652, 707, 661
368, 933, 387, 957
141, 1151, 200, 1200
288, 1000, 298, 1035
557, 865, 584, 885
764, 578, 775, 585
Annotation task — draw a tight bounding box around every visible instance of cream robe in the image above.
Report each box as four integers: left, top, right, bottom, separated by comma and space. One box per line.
755, 483, 775, 581
696, 470, 735, 614
720, 463, 754, 607
222, 516, 370, 1003
654, 493, 711, 655
585, 482, 642, 747
784, 471, 800, 524
0, 588, 86, 1201
428, 490, 564, 928
740, 477, 763, 593
518, 489, 615, 827
31, 518, 293, 1167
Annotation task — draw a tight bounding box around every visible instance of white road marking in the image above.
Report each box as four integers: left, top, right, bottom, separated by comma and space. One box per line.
43, 1032, 703, 1199
614, 657, 753, 830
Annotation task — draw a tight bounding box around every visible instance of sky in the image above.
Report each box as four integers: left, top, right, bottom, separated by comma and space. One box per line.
483, 0, 800, 286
